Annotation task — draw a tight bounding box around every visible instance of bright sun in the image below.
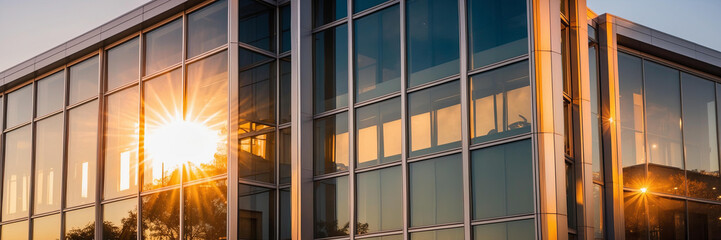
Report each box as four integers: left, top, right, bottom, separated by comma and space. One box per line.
145, 119, 220, 168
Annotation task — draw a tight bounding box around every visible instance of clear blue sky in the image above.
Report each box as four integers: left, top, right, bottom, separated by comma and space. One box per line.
1, 0, 720, 71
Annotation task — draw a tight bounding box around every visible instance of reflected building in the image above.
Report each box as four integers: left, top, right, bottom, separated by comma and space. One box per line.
0, 0, 720, 239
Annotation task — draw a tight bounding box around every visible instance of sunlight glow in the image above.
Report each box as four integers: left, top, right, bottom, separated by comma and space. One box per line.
145, 119, 220, 169
640, 187, 647, 193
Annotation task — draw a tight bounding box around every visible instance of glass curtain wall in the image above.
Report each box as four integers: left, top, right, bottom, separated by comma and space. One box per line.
618, 50, 721, 240
588, 25, 605, 240
312, 0, 534, 239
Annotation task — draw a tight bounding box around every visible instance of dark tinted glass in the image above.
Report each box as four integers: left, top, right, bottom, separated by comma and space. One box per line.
280, 4, 291, 53
682, 73, 719, 200
187, 0, 228, 58
354, 5, 401, 103
143, 70, 182, 190
472, 140, 533, 219
2, 221, 28, 240
314, 0, 347, 27
623, 191, 648, 239
68, 55, 99, 105
142, 189, 180, 239
6, 85, 32, 128
314, 176, 349, 238
239, 0, 275, 51
185, 51, 229, 181
64, 207, 95, 240
410, 228, 463, 240
145, 19, 182, 75
280, 189, 291, 240
647, 196, 686, 239
354, 0, 388, 13
472, 219, 535, 239
410, 154, 463, 227
184, 180, 227, 239
107, 37, 139, 91
356, 166, 402, 234
280, 58, 292, 124
566, 163, 576, 229
644, 61, 684, 195
617, 52, 645, 189
688, 201, 721, 239
103, 199, 138, 240
33, 214, 60, 240
239, 60, 276, 134
34, 114, 63, 214
406, 0, 459, 87
104, 87, 139, 199
593, 184, 604, 239
238, 184, 275, 240
279, 128, 292, 184
314, 112, 349, 175
589, 46, 602, 181
467, 0, 527, 69
240, 47, 274, 69
36, 71, 64, 117
66, 101, 98, 207
314, 24, 349, 113
470, 60, 531, 144
240, 131, 275, 183
356, 98, 401, 168
2, 126, 31, 221
409, 81, 461, 157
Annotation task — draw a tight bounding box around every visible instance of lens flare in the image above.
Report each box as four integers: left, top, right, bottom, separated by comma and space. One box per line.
145, 119, 219, 168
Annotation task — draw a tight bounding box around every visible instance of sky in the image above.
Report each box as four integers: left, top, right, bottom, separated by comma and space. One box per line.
1, 0, 720, 72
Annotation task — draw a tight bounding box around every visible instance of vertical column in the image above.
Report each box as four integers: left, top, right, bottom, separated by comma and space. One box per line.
458, 0, 472, 239
596, 14, 624, 240
95, 47, 106, 240
530, 0, 568, 239
227, 0, 239, 239
290, 0, 315, 239
399, 0, 409, 239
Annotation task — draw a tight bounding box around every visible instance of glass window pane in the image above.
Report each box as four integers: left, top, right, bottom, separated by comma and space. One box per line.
280, 189, 291, 240
0, 97, 4, 131
33, 214, 60, 240
64, 207, 95, 240
187, 0, 228, 58
313, 0, 347, 27
314, 176, 349, 238
6, 85, 32, 128
68, 55, 99, 105
143, 69, 182, 190
103, 199, 138, 240
409, 81, 461, 157
280, 58, 292, 124
104, 87, 139, 199
356, 166, 402, 234
239, 0, 275, 52
617, 52, 646, 189
107, 37, 139, 91
566, 163, 576, 229
238, 184, 275, 240
184, 180, 227, 239
280, 4, 291, 53
145, 19, 182, 75
472, 219, 535, 240
470, 60, 531, 144
472, 140, 533, 220
1, 221, 28, 240
354, 5, 400, 103
66, 100, 98, 207
406, 0, 459, 87
185, 51, 228, 181
2, 126, 31, 221
682, 73, 719, 200
623, 191, 648, 239
314, 112, 349, 175
467, 0, 527, 69
279, 128, 291, 184
239, 58, 275, 134
142, 189, 180, 239
314, 24, 348, 114
647, 196, 686, 239
362, 235, 402, 240
34, 114, 63, 214
36, 71, 64, 117
354, 0, 388, 13
239, 132, 275, 183
644, 60, 684, 195
240, 47, 274, 69
688, 201, 721, 239
593, 184, 604, 240
410, 227, 463, 240
410, 154, 463, 227
356, 98, 401, 168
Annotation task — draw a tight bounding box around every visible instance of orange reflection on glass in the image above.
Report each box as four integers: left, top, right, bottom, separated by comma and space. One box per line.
142, 189, 180, 239
105, 87, 140, 199
183, 180, 227, 239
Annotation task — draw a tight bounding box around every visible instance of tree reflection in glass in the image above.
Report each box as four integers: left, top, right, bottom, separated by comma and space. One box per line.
64, 207, 95, 240
103, 199, 138, 240
184, 180, 227, 240
142, 189, 180, 240
238, 184, 275, 240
